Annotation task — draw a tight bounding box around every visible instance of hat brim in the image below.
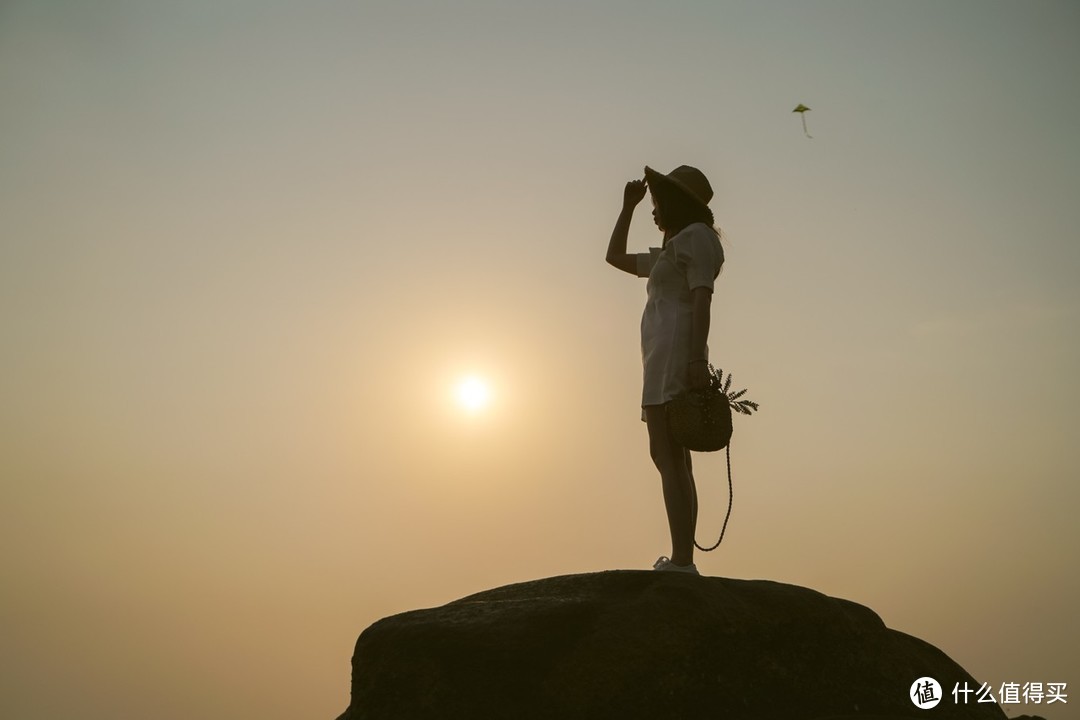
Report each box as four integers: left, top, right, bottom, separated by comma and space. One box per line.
644, 166, 711, 209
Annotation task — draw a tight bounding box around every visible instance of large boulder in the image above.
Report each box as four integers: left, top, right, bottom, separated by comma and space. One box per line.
340, 571, 1007, 720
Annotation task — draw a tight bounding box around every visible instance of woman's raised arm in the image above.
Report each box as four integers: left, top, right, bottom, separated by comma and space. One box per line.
606, 179, 646, 275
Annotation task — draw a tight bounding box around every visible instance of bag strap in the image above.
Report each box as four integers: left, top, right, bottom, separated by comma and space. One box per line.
694, 442, 733, 552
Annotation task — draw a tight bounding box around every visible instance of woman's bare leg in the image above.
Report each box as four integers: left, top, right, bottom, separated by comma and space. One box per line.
645, 406, 696, 566
685, 447, 698, 538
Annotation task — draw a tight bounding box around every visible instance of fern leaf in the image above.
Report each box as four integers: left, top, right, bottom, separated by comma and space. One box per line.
723, 373, 732, 393
729, 388, 746, 401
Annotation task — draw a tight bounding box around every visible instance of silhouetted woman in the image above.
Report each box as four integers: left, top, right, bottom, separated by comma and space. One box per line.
605, 165, 724, 575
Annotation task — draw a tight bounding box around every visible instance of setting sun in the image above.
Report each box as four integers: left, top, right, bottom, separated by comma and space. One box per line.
456, 376, 491, 413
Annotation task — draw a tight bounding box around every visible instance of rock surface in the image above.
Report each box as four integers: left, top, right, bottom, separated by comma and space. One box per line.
340, 571, 1007, 720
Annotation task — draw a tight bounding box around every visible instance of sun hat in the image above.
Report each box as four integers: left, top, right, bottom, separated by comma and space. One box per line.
644, 165, 714, 208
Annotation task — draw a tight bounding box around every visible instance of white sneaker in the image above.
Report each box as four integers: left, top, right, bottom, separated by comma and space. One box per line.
652, 556, 699, 575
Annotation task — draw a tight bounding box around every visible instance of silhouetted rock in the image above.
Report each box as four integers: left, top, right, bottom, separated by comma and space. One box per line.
339, 571, 1007, 720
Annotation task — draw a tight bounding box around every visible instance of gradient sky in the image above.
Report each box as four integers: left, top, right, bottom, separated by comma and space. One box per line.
2, 1, 1078, 718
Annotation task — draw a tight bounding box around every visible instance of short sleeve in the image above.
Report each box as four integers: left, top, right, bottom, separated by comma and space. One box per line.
635, 247, 661, 278
673, 225, 724, 291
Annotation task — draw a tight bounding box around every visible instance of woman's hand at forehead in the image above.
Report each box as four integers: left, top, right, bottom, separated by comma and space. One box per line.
623, 178, 647, 210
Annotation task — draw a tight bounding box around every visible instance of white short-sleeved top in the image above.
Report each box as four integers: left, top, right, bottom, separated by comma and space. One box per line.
635, 222, 724, 413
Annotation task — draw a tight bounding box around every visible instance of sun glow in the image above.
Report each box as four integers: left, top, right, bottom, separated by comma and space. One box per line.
456, 376, 491, 413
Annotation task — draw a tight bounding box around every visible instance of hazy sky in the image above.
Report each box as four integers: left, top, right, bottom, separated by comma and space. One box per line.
2, 1, 1078, 718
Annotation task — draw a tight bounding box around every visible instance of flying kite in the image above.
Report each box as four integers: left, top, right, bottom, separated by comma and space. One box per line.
793, 104, 812, 138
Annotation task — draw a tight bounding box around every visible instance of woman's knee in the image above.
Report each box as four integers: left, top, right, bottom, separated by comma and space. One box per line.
648, 436, 670, 470
646, 410, 687, 474
644, 407, 670, 466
